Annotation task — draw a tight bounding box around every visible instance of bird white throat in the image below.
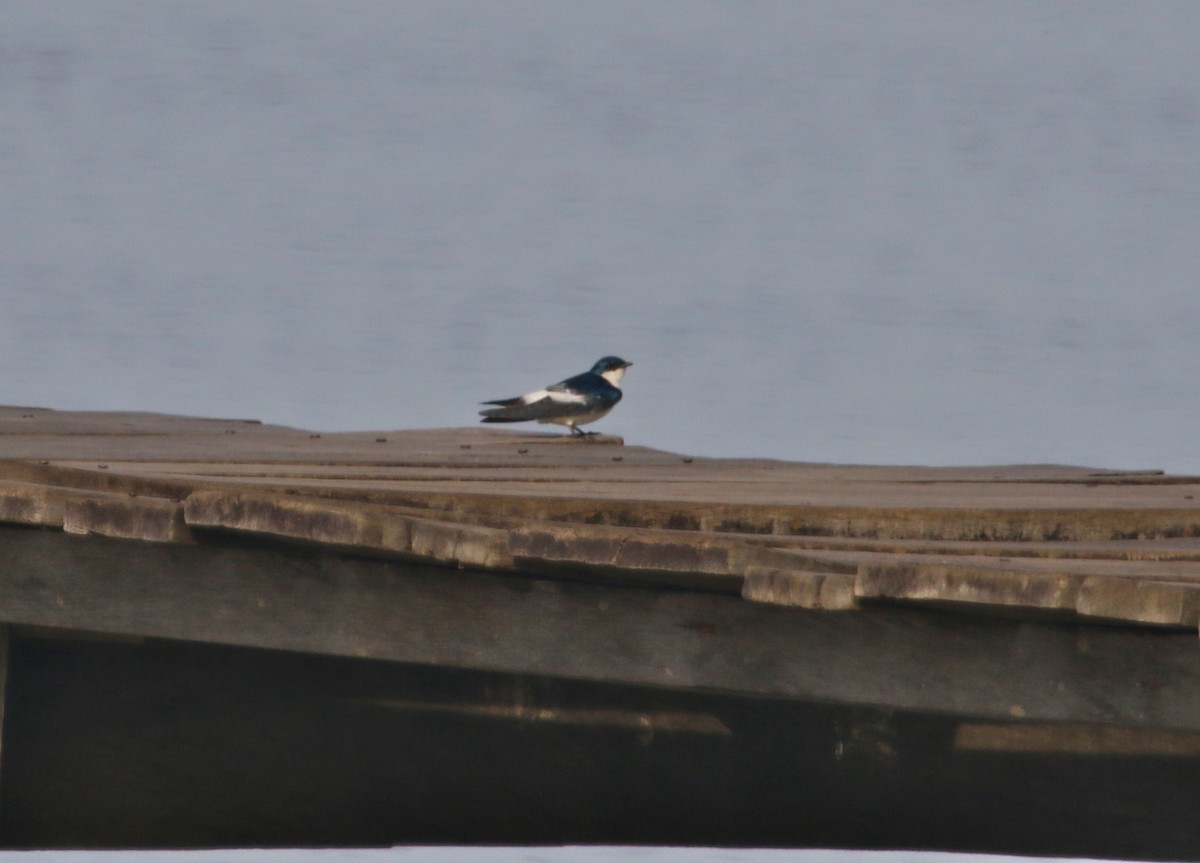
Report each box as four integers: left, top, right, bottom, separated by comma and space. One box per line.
599, 366, 627, 387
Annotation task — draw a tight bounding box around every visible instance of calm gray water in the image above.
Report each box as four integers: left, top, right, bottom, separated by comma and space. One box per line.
0, 4, 1190, 861
3, 1, 1199, 472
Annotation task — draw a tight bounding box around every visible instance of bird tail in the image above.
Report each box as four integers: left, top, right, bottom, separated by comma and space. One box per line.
479, 398, 526, 422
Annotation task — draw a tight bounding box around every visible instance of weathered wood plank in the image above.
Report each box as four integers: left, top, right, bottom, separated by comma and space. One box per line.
0, 480, 111, 528
855, 560, 1200, 629
63, 495, 190, 544
955, 722, 1200, 755
183, 489, 512, 570
6, 408, 1200, 628
857, 563, 1082, 615
741, 568, 859, 610
2, 527, 1200, 732
1075, 576, 1200, 628
7, 471, 1200, 626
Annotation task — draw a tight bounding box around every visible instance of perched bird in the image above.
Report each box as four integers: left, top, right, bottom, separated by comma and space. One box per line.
480, 356, 632, 436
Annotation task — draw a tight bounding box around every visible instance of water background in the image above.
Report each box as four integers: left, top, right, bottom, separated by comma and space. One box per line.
4, 1, 1200, 472
4, 2, 1199, 471
0, 4, 1191, 860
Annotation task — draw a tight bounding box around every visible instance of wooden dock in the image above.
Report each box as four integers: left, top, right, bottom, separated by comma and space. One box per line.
1, 406, 1199, 855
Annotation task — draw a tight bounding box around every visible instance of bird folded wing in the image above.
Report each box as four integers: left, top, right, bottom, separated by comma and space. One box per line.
496, 393, 601, 421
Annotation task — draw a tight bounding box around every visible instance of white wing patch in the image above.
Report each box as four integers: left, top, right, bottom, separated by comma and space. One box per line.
526, 387, 587, 405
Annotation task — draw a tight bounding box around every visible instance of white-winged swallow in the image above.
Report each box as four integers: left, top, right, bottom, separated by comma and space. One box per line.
479, 356, 632, 436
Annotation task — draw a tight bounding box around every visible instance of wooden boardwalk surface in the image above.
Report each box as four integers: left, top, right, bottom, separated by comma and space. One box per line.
3, 406, 1200, 856
3, 405, 1200, 629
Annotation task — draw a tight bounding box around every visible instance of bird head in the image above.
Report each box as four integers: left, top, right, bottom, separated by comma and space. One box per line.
591, 356, 632, 386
